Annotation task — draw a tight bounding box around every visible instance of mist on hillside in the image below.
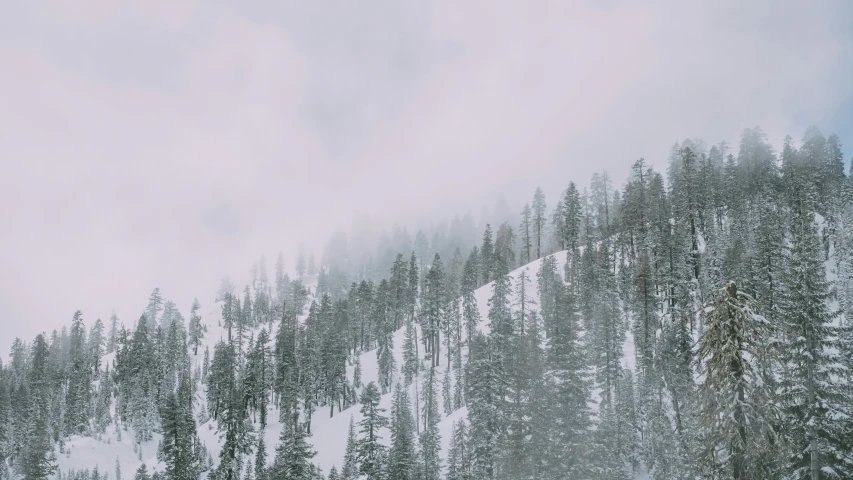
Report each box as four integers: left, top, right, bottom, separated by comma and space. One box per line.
1, 2, 853, 480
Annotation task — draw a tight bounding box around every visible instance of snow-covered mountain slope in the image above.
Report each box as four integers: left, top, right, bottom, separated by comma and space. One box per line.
55, 250, 639, 478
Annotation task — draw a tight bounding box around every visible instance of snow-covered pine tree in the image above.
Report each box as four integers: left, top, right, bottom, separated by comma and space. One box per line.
133, 464, 149, 480
21, 413, 57, 480
589, 241, 625, 409
275, 306, 299, 427
461, 249, 480, 350
0, 375, 9, 480
532, 187, 547, 260
390, 253, 410, 331
159, 373, 202, 480
408, 252, 420, 324
465, 332, 499, 480
341, 417, 358, 480
494, 222, 516, 273
696, 282, 781, 479
269, 424, 317, 480
402, 322, 418, 386
66, 310, 92, 436
446, 420, 471, 480
419, 367, 442, 480
779, 186, 852, 479
519, 203, 532, 265
356, 383, 388, 480
188, 298, 206, 356
442, 367, 452, 415
89, 318, 105, 373
387, 383, 416, 480
480, 225, 495, 285
254, 433, 266, 480
543, 275, 592, 479
422, 254, 446, 367
107, 312, 120, 354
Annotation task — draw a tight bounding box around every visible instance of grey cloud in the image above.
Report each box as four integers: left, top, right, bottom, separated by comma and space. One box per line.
200, 204, 243, 236
1, 0, 851, 351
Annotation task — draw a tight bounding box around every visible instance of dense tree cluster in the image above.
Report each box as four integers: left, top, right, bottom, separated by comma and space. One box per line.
2, 127, 852, 480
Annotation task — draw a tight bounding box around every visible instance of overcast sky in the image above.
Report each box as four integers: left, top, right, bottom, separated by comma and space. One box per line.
2, 0, 852, 352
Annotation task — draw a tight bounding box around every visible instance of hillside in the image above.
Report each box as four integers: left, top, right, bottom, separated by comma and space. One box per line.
3, 127, 852, 480
56, 252, 589, 478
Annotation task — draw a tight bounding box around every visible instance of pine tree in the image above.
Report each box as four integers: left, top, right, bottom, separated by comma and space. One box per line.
255, 434, 267, 480
93, 367, 113, 433
402, 322, 418, 386
408, 252, 420, 324
544, 280, 592, 478
419, 367, 442, 480
485, 255, 513, 404
341, 417, 358, 480
90, 318, 105, 372
133, 464, 149, 480
188, 299, 206, 356
423, 254, 446, 367
589, 242, 624, 409
356, 382, 388, 480
446, 420, 470, 480
502, 290, 547, 480
391, 253, 410, 331
270, 425, 317, 480
275, 306, 299, 427
376, 288, 396, 393
209, 340, 252, 480
562, 182, 583, 259
591, 402, 633, 480
352, 354, 362, 390
246, 328, 272, 427
461, 249, 480, 349
532, 187, 547, 259
494, 222, 516, 272
115, 457, 122, 480
480, 225, 494, 285
202, 347, 210, 384
696, 282, 780, 479
22, 413, 57, 480
779, 188, 852, 479
0, 377, 10, 480
159, 372, 201, 480
466, 332, 499, 480
106, 312, 120, 355
66, 310, 92, 436
387, 384, 416, 480
519, 203, 532, 265
453, 340, 464, 410
442, 367, 452, 415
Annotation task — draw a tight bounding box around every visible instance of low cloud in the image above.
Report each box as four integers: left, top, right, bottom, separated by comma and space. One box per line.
1, 0, 851, 347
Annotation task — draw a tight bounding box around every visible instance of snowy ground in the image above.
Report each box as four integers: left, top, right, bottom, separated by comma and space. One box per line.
57, 250, 644, 479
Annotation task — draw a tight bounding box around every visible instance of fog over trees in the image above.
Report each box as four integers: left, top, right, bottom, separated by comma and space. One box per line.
1, 127, 852, 480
